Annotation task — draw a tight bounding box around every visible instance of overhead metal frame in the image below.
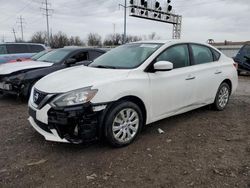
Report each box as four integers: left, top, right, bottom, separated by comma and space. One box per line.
129, 0, 182, 39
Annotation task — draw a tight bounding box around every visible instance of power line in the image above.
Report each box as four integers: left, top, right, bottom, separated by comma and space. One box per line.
0, 1, 31, 24
40, 0, 53, 46
174, 0, 226, 8
17, 15, 25, 41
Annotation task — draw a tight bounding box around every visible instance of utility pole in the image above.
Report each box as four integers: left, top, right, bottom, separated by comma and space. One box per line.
12, 28, 17, 42
17, 15, 25, 41
41, 0, 53, 46
119, 0, 128, 44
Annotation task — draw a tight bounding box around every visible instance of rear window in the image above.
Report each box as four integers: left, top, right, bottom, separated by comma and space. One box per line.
6, 44, 29, 54
0, 45, 7, 55
29, 44, 45, 53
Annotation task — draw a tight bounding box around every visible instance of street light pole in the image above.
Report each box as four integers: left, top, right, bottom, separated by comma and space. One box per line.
124, 0, 127, 44
119, 0, 128, 44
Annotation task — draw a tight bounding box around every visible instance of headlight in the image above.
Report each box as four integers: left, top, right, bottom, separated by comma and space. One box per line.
51, 87, 98, 107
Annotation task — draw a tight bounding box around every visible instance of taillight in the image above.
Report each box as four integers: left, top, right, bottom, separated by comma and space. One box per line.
233, 62, 238, 69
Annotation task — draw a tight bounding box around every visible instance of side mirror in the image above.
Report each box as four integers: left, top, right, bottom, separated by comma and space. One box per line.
65, 58, 77, 65
154, 61, 173, 72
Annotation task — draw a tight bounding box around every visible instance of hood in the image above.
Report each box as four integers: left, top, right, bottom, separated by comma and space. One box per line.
0, 61, 53, 75
35, 66, 131, 93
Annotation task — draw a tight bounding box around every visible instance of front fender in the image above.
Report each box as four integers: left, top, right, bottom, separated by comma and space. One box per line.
91, 71, 152, 124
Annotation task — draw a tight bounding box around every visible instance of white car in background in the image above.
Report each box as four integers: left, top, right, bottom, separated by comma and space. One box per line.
28, 40, 238, 147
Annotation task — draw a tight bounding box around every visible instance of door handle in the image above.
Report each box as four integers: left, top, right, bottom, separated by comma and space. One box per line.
215, 70, 222, 74
185, 76, 196, 80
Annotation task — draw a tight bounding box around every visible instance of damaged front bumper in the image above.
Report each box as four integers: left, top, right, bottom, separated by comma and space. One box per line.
28, 102, 108, 144
0, 74, 31, 97
0, 80, 29, 97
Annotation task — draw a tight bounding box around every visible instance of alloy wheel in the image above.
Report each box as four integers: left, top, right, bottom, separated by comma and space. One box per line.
218, 86, 229, 108
112, 108, 139, 143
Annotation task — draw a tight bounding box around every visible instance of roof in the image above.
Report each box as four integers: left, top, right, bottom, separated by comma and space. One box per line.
60, 47, 107, 52
131, 39, 211, 46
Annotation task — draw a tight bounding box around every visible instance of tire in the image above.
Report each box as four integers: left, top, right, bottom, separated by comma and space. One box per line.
213, 82, 230, 111
104, 101, 143, 147
237, 70, 241, 75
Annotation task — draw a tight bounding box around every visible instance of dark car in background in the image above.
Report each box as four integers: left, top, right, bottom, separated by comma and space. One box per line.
7, 49, 52, 63
0, 43, 46, 64
234, 44, 250, 74
0, 47, 106, 98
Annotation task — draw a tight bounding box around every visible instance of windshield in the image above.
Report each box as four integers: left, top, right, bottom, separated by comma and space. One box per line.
36, 49, 70, 63
31, 50, 50, 61
90, 43, 163, 69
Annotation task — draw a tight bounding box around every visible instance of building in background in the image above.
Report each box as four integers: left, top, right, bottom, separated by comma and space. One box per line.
209, 40, 250, 58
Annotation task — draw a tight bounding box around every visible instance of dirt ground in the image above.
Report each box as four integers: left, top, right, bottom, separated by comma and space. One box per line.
0, 76, 250, 188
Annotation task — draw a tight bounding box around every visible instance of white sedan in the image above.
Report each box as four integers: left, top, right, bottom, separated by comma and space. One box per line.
28, 40, 238, 147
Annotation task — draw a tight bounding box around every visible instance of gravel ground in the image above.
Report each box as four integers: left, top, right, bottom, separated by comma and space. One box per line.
0, 76, 250, 188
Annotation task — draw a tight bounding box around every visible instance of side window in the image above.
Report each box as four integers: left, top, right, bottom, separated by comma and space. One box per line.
212, 48, 221, 61
0, 45, 7, 54
191, 44, 213, 65
89, 51, 104, 60
6, 44, 29, 54
156, 44, 190, 69
71, 51, 88, 63
29, 45, 45, 53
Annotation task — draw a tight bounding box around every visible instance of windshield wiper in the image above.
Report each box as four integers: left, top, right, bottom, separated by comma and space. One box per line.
92, 65, 117, 69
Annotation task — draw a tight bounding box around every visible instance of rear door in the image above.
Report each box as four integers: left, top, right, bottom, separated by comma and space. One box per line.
149, 44, 197, 121
189, 44, 222, 104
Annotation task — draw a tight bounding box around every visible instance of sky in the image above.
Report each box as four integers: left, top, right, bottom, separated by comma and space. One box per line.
0, 0, 249, 43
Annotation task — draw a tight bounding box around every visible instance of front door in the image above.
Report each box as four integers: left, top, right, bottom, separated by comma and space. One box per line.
149, 44, 197, 121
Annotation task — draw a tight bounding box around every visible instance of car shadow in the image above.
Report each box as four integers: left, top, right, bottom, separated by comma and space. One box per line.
31, 105, 213, 153
0, 94, 27, 105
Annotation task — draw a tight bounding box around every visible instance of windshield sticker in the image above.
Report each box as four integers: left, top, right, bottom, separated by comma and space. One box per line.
140, 44, 158, 48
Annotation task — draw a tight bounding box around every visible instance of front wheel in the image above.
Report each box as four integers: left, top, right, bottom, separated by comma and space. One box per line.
213, 83, 230, 111
104, 101, 143, 147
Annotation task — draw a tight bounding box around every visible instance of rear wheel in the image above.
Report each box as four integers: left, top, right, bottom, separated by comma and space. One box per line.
213, 82, 230, 111
104, 101, 143, 147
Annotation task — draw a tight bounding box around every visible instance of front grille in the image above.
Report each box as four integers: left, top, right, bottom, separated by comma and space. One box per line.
33, 89, 47, 106
29, 107, 52, 133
